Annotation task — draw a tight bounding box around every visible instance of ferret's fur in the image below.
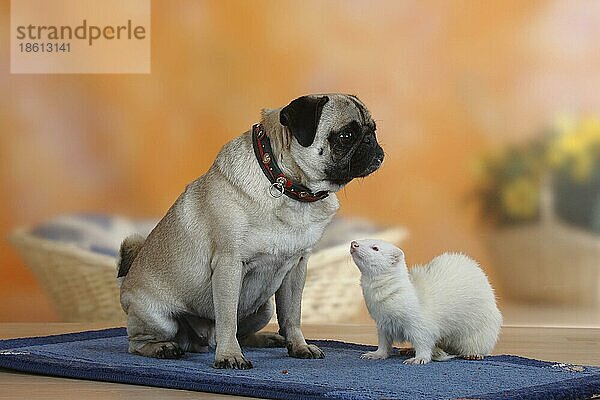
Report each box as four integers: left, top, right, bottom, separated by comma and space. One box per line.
350, 239, 502, 364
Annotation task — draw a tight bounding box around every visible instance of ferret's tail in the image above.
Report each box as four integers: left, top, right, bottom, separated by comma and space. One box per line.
432, 347, 456, 362
116, 234, 145, 286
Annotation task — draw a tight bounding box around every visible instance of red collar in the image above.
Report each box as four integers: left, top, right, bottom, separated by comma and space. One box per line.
252, 124, 329, 202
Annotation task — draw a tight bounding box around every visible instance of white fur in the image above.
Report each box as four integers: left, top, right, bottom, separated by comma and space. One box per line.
350, 239, 502, 364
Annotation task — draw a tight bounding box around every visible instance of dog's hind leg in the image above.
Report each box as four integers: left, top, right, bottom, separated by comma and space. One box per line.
126, 302, 184, 359
176, 315, 213, 352
238, 298, 286, 348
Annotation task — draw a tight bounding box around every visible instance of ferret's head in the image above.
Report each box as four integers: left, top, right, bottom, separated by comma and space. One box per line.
350, 239, 406, 275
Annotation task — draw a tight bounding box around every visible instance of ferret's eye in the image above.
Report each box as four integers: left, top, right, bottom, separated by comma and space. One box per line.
372, 246, 379, 251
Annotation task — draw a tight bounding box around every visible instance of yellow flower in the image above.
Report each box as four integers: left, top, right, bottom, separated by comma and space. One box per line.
547, 116, 600, 178
560, 132, 586, 157
501, 177, 539, 219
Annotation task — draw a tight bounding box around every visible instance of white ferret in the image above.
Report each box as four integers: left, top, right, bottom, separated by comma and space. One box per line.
350, 239, 502, 365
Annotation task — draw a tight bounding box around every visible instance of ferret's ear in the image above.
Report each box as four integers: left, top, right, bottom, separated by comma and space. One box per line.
392, 248, 405, 264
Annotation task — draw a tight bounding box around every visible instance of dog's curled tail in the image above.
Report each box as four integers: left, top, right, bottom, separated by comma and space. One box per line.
116, 234, 145, 285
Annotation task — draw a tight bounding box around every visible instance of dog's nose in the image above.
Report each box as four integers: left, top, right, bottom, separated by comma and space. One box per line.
350, 241, 359, 251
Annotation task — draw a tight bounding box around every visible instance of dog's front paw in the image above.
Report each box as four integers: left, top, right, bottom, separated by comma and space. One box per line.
403, 356, 431, 365
361, 351, 389, 360
214, 353, 253, 369
287, 343, 325, 359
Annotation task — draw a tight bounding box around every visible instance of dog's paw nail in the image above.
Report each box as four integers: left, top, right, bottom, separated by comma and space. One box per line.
147, 342, 184, 359
214, 354, 253, 370
307, 344, 325, 359
288, 344, 325, 359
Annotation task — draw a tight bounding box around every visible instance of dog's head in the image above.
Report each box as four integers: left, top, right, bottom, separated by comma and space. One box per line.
279, 94, 384, 191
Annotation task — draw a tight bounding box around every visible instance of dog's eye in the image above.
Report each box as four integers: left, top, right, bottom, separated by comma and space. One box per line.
338, 130, 353, 144
372, 246, 379, 251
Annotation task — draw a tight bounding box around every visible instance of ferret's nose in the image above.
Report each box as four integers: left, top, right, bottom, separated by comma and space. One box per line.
350, 241, 359, 252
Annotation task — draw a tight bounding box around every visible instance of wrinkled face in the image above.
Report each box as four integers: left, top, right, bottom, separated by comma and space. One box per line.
350, 239, 405, 275
279, 94, 385, 190
323, 98, 384, 185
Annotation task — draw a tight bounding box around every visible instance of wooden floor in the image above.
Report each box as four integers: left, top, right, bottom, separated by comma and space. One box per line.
501, 302, 600, 328
1, 323, 599, 399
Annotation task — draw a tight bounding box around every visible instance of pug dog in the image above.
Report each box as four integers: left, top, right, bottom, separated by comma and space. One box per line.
117, 94, 384, 369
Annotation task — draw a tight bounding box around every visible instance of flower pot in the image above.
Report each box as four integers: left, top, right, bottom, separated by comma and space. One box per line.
487, 186, 600, 305
553, 170, 600, 233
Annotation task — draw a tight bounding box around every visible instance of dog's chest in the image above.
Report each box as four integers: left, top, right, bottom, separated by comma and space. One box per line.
242, 217, 322, 274
243, 201, 333, 259
247, 223, 320, 259
238, 204, 332, 312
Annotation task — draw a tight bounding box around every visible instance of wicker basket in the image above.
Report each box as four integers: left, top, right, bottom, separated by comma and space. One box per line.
9, 226, 407, 323
9, 228, 126, 323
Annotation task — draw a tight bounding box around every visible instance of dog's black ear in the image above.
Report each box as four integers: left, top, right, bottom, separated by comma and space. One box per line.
280, 95, 329, 147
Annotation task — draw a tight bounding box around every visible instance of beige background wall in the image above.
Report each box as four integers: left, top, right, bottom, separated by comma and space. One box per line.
2, 1, 600, 321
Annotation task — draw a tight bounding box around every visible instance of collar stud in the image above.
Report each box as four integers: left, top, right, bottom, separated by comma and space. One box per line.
252, 123, 329, 203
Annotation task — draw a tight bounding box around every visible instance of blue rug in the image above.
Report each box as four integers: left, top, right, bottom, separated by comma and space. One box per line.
0, 328, 598, 400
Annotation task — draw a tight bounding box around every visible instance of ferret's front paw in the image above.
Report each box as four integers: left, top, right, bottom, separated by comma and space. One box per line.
403, 356, 431, 365
361, 351, 389, 360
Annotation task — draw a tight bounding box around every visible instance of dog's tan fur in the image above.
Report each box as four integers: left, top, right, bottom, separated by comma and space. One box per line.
118, 94, 382, 369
